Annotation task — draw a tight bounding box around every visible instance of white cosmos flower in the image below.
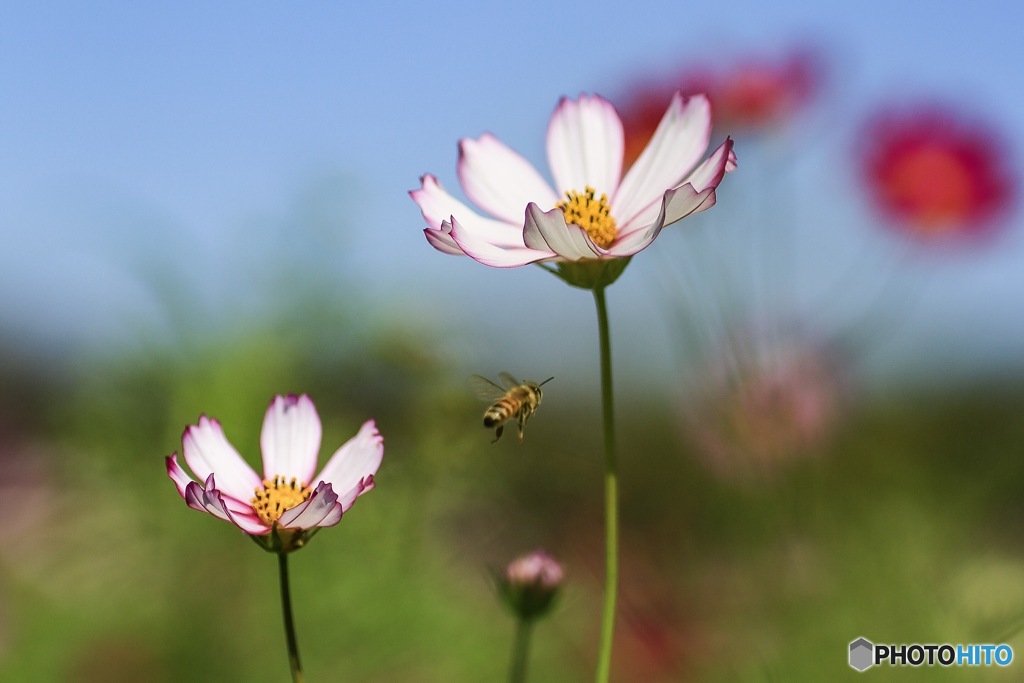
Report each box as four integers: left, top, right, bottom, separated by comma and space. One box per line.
412, 92, 736, 268
166, 394, 382, 550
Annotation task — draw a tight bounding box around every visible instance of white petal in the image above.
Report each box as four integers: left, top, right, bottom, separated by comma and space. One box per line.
166, 454, 194, 498
458, 133, 558, 223
660, 184, 716, 226
314, 421, 383, 505
607, 185, 714, 257
278, 481, 342, 529
449, 216, 554, 268
605, 223, 659, 257
523, 203, 603, 260
222, 507, 269, 534
336, 476, 373, 512
424, 224, 464, 255
680, 137, 736, 193
316, 503, 344, 527
183, 475, 230, 520
411, 174, 524, 248
612, 93, 712, 226
182, 416, 261, 504
260, 394, 321, 484
547, 94, 624, 198
616, 137, 736, 241
184, 474, 270, 535
613, 196, 662, 241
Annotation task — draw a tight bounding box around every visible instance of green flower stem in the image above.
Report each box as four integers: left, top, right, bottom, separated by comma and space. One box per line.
508, 617, 534, 683
278, 552, 305, 683
592, 286, 618, 683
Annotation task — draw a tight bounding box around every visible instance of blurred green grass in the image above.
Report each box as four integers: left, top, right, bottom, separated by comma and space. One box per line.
2, 325, 1024, 682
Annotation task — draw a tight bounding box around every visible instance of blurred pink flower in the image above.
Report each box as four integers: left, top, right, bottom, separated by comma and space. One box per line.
686, 341, 845, 482
412, 93, 735, 269
859, 105, 1015, 239
166, 394, 383, 551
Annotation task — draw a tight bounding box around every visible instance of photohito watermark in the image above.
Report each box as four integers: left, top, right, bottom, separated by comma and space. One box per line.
849, 637, 1013, 671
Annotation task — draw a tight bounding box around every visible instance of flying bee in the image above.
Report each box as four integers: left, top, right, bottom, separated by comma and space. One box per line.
470, 373, 554, 443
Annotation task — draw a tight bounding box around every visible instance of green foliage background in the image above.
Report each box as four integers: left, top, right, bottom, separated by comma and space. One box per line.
2, 306, 1024, 681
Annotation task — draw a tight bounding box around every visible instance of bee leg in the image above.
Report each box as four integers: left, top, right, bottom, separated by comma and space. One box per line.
492, 425, 503, 443
517, 413, 528, 443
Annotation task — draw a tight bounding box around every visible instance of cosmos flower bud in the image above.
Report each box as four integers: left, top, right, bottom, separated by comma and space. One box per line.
497, 550, 564, 622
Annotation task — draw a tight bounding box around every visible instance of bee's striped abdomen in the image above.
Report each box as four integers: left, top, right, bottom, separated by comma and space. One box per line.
484, 397, 519, 427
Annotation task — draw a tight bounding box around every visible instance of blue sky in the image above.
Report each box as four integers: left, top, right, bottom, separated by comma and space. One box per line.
1, 1, 1022, 385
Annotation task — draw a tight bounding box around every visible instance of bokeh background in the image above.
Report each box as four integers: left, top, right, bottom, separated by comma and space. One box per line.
2, 1, 1023, 680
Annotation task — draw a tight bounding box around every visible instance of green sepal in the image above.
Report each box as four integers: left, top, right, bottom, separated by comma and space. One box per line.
249, 525, 320, 554
492, 568, 560, 623
543, 257, 631, 291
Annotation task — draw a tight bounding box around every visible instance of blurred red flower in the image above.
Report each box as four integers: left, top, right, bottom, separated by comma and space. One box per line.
619, 49, 821, 167
692, 51, 818, 132
859, 106, 1015, 239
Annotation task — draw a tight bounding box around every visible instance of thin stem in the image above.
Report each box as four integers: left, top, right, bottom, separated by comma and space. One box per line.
508, 617, 534, 683
592, 286, 619, 683
278, 552, 305, 683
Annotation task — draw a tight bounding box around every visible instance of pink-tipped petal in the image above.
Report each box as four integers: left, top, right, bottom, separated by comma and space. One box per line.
335, 475, 373, 511
662, 185, 718, 224
424, 224, 464, 255
182, 416, 262, 504
314, 502, 343, 527
613, 93, 712, 225
184, 474, 270, 535
523, 203, 604, 260
547, 94, 624, 199
605, 222, 661, 257
166, 454, 194, 498
725, 146, 738, 173
261, 394, 322, 484
681, 137, 736, 193
458, 134, 559, 223
221, 493, 260, 515
224, 507, 269, 534
610, 184, 716, 257
278, 481, 342, 529
183, 477, 228, 519
620, 139, 734, 244
449, 216, 554, 267
412, 175, 524, 248
315, 421, 384, 504
616, 137, 736, 241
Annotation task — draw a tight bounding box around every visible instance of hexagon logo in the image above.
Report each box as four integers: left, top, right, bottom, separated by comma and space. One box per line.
850, 637, 874, 671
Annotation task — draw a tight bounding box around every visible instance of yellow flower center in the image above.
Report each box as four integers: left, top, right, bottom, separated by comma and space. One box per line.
557, 186, 617, 248
250, 475, 312, 526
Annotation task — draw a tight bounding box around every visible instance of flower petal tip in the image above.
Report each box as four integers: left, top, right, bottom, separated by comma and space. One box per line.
723, 137, 738, 172
361, 419, 383, 442
270, 393, 309, 410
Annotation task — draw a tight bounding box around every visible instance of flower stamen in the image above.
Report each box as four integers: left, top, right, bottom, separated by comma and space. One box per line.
558, 186, 617, 248
251, 475, 312, 526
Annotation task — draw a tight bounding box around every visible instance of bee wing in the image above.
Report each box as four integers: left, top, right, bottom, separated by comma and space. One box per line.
497, 372, 522, 389
469, 374, 507, 402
